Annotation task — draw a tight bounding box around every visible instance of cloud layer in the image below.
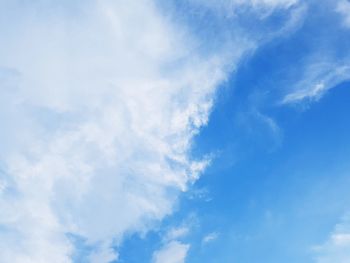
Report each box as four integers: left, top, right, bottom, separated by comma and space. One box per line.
0, 0, 306, 262
0, 0, 230, 261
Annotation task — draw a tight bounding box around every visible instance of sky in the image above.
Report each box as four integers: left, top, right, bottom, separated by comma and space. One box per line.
0, 0, 350, 263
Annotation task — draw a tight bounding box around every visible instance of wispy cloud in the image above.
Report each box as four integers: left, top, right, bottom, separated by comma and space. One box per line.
282, 61, 350, 104
187, 0, 300, 13
202, 232, 219, 244
277, 1, 350, 105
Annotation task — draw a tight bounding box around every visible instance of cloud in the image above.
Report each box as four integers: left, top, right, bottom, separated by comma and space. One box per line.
0, 0, 307, 262
152, 241, 190, 263
313, 214, 350, 263
0, 0, 231, 261
152, 222, 192, 263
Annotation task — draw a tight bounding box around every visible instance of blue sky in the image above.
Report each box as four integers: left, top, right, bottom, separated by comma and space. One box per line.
0, 0, 350, 263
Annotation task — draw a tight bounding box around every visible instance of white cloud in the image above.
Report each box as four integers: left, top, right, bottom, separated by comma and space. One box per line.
336, 0, 350, 28
0, 0, 238, 262
152, 241, 190, 263
0, 0, 306, 262
152, 223, 191, 263
313, 214, 350, 263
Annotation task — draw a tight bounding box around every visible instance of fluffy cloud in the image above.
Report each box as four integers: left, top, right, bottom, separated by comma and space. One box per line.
0, 0, 306, 262
0, 0, 230, 262
152, 241, 190, 263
